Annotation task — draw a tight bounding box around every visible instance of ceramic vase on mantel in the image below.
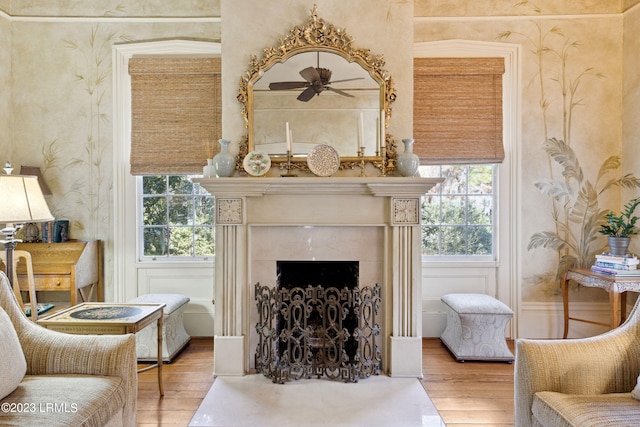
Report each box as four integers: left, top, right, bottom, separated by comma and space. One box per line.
212, 138, 235, 178
202, 158, 216, 178
396, 138, 420, 177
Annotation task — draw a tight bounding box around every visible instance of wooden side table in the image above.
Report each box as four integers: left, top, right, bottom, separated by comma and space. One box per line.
38, 302, 166, 395
562, 268, 640, 338
16, 240, 102, 306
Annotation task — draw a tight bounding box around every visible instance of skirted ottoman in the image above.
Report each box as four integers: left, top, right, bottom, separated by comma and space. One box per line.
129, 293, 191, 363
440, 293, 514, 362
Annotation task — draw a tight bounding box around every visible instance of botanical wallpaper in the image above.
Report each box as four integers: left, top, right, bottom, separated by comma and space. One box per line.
2, 5, 219, 295
1, 0, 219, 17
415, 0, 640, 16
499, 19, 640, 299
623, 5, 640, 239
416, 2, 640, 301
2, 0, 639, 305
0, 16, 10, 149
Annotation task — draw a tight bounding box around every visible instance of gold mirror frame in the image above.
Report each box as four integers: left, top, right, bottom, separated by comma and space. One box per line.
237, 5, 397, 174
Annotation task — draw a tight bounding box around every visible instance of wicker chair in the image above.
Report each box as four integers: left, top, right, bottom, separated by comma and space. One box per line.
515, 298, 640, 426
0, 271, 137, 426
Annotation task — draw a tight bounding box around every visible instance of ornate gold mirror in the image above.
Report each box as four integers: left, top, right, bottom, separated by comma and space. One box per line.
238, 5, 396, 174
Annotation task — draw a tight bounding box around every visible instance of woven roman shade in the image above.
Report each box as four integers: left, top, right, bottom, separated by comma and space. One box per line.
413, 57, 505, 164
129, 57, 221, 175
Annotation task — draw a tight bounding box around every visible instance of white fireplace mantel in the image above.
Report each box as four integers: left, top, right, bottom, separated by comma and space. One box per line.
194, 176, 441, 197
194, 176, 442, 378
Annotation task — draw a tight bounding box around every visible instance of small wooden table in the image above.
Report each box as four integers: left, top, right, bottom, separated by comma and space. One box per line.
38, 302, 165, 395
563, 268, 640, 338
16, 240, 102, 306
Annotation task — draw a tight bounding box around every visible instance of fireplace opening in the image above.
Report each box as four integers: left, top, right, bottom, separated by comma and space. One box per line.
277, 261, 359, 362
255, 261, 381, 383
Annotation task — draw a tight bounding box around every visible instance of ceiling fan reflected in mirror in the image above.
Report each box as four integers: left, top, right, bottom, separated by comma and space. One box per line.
268, 54, 364, 102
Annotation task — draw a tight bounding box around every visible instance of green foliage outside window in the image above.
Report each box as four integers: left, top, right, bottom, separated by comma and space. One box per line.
420, 165, 495, 256
141, 176, 214, 258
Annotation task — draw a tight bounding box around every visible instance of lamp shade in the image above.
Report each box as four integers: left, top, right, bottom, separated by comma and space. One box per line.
0, 175, 54, 223
20, 166, 52, 196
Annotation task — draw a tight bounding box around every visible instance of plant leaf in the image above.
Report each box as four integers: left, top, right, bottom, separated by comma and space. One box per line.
596, 156, 620, 183
528, 231, 569, 252
557, 254, 578, 279
616, 175, 640, 190
570, 181, 598, 224
543, 137, 584, 182
534, 179, 573, 201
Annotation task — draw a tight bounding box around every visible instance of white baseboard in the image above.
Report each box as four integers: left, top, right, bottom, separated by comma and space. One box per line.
517, 302, 611, 339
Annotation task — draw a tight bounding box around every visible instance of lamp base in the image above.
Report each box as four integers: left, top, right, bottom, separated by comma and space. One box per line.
1, 224, 22, 288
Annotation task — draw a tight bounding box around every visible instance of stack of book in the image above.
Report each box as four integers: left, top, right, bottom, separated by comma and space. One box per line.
591, 253, 640, 276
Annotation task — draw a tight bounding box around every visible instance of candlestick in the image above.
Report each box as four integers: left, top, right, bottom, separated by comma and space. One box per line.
281, 149, 297, 177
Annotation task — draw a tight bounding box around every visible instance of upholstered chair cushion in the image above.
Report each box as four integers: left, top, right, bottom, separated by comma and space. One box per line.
0, 305, 27, 400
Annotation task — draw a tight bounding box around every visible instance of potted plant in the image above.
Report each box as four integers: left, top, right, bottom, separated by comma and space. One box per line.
599, 196, 640, 256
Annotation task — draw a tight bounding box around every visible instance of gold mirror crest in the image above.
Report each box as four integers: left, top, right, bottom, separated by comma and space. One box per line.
238, 5, 396, 174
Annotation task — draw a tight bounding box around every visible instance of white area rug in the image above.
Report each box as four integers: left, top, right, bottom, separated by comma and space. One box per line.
189, 374, 445, 427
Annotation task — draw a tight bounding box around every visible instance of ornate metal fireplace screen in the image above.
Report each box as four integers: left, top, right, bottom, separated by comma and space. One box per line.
255, 283, 381, 383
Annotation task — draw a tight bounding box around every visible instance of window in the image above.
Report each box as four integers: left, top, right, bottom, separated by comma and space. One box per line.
419, 165, 496, 258
139, 175, 214, 260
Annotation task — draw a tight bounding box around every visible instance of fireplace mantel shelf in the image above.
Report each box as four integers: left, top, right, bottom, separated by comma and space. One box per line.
194, 176, 443, 197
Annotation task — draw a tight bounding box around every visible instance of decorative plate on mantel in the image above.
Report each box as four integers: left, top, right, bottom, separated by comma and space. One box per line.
307, 144, 340, 177
243, 150, 271, 176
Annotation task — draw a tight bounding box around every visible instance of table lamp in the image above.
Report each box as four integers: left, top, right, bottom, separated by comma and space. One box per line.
0, 163, 54, 287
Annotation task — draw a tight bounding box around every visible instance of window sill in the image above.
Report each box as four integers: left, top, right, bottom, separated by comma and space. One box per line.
137, 258, 214, 268
421, 258, 497, 269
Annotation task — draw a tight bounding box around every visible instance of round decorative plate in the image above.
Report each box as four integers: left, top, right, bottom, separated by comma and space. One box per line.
243, 150, 271, 176
70, 306, 142, 320
307, 144, 340, 177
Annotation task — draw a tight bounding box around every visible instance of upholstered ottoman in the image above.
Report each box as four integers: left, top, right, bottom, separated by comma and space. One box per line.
129, 293, 191, 363
440, 293, 514, 362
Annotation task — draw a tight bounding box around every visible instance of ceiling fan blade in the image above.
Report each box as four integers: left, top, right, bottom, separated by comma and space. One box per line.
299, 66, 321, 84
297, 86, 317, 102
326, 87, 355, 98
327, 77, 365, 84
269, 81, 309, 90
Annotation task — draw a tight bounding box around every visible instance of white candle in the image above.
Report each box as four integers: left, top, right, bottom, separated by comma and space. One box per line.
289, 129, 293, 152
285, 122, 291, 153
359, 112, 365, 149
380, 110, 386, 148
376, 117, 380, 153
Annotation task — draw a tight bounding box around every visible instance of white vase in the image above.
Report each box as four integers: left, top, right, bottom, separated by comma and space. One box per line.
212, 139, 235, 177
397, 138, 420, 177
202, 158, 216, 178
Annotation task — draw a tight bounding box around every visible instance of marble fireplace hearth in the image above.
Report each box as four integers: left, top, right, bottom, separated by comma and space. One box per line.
194, 177, 442, 378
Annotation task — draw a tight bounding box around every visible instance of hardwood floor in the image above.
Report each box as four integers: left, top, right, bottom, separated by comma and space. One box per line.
136, 337, 515, 426
136, 338, 215, 426
421, 338, 515, 426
